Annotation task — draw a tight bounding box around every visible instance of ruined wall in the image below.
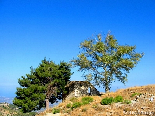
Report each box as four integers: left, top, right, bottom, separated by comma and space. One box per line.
90, 86, 100, 95
63, 81, 100, 101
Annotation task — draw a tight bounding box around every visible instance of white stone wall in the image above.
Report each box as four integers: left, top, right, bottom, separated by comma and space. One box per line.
63, 81, 100, 101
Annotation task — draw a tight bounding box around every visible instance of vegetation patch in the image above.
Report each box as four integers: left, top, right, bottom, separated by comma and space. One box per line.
66, 103, 71, 108
101, 95, 125, 105
71, 102, 82, 110
101, 97, 114, 105
123, 99, 131, 104
114, 95, 123, 103
66, 97, 94, 111
52, 108, 60, 114
131, 93, 141, 97
81, 96, 93, 105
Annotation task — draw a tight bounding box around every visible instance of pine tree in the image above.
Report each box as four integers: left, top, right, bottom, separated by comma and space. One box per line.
13, 58, 71, 113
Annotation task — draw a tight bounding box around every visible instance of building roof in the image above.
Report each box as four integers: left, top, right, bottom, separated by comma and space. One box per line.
65, 81, 93, 87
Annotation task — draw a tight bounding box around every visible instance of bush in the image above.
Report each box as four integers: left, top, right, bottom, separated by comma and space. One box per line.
101, 95, 124, 105
101, 97, 114, 105
66, 103, 71, 108
123, 99, 131, 104
52, 108, 60, 114
81, 97, 93, 105
71, 102, 82, 109
114, 95, 123, 102
131, 93, 141, 97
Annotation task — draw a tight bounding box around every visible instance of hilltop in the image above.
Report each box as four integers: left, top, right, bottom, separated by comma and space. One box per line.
0, 84, 155, 116
37, 84, 155, 116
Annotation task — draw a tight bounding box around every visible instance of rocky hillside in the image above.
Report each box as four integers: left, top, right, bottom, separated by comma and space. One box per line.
0, 103, 36, 116
37, 84, 155, 116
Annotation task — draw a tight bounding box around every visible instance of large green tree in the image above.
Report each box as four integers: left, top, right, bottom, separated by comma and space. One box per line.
71, 33, 143, 93
13, 58, 71, 113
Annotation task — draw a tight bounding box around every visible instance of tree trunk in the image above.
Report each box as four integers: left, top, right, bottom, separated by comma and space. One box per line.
104, 72, 110, 93
46, 98, 49, 110
105, 85, 110, 93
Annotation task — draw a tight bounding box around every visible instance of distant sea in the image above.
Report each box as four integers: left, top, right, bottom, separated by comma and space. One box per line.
0, 96, 61, 113
0, 96, 61, 106
0, 96, 14, 104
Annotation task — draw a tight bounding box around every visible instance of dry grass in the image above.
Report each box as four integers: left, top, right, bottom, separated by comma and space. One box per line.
37, 84, 155, 116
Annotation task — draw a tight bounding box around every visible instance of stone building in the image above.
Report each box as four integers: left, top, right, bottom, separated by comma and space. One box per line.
63, 81, 100, 101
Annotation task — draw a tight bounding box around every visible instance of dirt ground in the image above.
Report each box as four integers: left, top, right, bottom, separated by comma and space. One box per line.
45, 113, 61, 116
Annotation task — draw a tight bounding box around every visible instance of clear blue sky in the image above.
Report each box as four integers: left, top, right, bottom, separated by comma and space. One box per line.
0, 0, 155, 97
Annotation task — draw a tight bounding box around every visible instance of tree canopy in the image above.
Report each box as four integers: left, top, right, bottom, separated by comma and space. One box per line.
71, 33, 143, 93
13, 58, 72, 113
